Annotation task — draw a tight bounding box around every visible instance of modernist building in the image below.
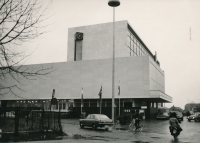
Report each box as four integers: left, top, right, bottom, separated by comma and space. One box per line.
0, 20, 172, 119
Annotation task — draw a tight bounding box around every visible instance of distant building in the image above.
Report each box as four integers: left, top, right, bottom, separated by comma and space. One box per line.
0, 20, 172, 119
169, 105, 183, 112
185, 103, 200, 112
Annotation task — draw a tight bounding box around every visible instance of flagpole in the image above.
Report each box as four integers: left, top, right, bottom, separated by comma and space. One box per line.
99, 85, 102, 114
81, 88, 83, 114
100, 98, 102, 114
118, 80, 120, 116
119, 97, 120, 116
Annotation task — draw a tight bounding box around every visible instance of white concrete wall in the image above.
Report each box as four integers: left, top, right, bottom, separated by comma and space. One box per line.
149, 57, 165, 92
67, 20, 128, 61
1, 56, 152, 100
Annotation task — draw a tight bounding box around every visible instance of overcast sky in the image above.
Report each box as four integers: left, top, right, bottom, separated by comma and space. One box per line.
23, 0, 200, 109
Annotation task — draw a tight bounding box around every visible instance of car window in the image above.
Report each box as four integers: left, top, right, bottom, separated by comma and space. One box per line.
163, 113, 168, 116
86, 115, 91, 119
90, 115, 94, 119
95, 115, 110, 119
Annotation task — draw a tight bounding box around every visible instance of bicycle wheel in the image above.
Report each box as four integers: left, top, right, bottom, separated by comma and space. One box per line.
139, 123, 143, 131
129, 123, 134, 131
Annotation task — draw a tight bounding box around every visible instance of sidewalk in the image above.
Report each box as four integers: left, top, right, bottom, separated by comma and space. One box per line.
61, 118, 79, 125
16, 139, 134, 143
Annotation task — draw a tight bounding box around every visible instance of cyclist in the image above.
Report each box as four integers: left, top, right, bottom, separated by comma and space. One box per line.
134, 110, 142, 130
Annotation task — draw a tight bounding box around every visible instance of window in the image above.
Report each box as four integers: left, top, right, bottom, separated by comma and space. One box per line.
141, 47, 143, 55
137, 44, 139, 55
90, 115, 94, 119
63, 103, 66, 109
133, 37, 136, 43
90, 102, 97, 107
86, 115, 91, 119
45, 103, 49, 110
84, 102, 89, 107
138, 44, 141, 55
134, 43, 136, 54
130, 34, 133, 40
136, 40, 139, 46
75, 41, 82, 61
127, 31, 130, 37
131, 40, 134, 56
127, 36, 130, 47
74, 32, 83, 61
139, 44, 142, 55
59, 103, 62, 109
144, 49, 147, 55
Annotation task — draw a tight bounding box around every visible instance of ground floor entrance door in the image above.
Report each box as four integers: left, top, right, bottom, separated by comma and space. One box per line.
124, 102, 132, 108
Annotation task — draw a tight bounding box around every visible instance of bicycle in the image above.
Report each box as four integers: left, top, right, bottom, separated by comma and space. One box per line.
113, 120, 120, 127
129, 119, 143, 131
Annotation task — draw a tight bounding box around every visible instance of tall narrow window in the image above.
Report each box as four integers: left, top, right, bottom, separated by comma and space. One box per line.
74, 32, 83, 61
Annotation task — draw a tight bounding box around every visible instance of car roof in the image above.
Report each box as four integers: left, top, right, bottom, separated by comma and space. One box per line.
170, 111, 180, 113
89, 114, 106, 116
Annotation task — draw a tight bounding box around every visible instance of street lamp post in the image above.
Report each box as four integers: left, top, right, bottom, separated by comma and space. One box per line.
108, 0, 120, 122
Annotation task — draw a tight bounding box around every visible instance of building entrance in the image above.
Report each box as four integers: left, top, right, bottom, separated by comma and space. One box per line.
124, 102, 132, 108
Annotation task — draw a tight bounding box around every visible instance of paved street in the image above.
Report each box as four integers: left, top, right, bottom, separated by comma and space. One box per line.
58, 116, 200, 143
16, 116, 200, 143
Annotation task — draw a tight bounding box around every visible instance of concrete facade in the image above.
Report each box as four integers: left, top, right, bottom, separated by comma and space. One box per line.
0, 21, 172, 119
1, 56, 152, 100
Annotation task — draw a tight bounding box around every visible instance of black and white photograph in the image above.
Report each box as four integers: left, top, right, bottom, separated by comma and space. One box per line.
0, 0, 200, 143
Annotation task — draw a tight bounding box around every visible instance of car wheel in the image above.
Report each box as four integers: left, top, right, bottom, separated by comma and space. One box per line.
80, 123, 84, 128
92, 124, 97, 130
195, 119, 198, 122
188, 119, 191, 122
181, 118, 183, 121
105, 127, 109, 131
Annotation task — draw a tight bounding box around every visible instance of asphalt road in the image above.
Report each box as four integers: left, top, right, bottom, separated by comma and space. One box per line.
59, 116, 200, 143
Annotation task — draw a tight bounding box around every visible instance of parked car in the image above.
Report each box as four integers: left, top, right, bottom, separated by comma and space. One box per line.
169, 111, 183, 121
156, 112, 169, 120
79, 114, 113, 130
188, 112, 200, 122
194, 112, 200, 122
186, 110, 194, 117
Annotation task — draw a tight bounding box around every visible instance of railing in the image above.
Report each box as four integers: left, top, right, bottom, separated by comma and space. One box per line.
150, 90, 172, 102
0, 108, 63, 134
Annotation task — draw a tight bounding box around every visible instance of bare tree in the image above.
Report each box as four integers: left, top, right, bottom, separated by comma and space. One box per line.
0, 0, 53, 97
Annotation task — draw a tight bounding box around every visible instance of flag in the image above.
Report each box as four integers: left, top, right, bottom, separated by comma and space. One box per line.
81, 88, 83, 107
99, 85, 102, 114
98, 86, 102, 98
52, 89, 55, 98
118, 80, 120, 96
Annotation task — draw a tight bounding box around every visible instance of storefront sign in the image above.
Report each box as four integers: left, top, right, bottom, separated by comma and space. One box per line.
141, 106, 147, 109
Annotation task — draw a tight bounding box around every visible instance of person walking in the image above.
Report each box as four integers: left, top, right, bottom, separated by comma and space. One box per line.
134, 110, 142, 130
